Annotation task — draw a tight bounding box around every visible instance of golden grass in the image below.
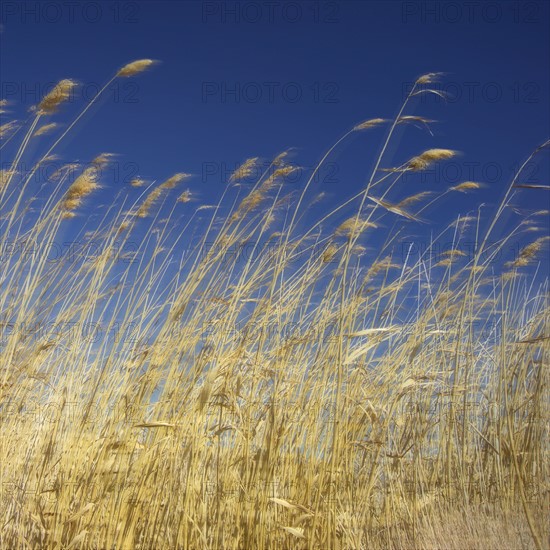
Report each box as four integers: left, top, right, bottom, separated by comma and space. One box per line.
0, 64, 548, 550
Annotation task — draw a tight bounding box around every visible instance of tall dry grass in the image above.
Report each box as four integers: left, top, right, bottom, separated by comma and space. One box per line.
0, 64, 548, 550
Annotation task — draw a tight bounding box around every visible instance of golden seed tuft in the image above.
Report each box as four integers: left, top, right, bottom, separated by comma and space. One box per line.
37, 79, 77, 114
160, 172, 191, 189
230, 158, 259, 184
177, 189, 193, 203
0, 121, 19, 139
507, 236, 550, 268
407, 149, 456, 171
416, 72, 442, 85
117, 59, 156, 77
450, 181, 482, 192
137, 186, 163, 218
34, 122, 59, 137
354, 118, 388, 131
130, 177, 147, 188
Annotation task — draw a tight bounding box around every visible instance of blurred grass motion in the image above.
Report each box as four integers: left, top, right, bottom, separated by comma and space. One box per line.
0, 63, 548, 549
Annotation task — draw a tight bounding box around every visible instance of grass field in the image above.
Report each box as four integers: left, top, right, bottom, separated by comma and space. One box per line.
0, 62, 548, 549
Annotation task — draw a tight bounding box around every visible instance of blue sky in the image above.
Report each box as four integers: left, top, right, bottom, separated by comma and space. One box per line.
1, 0, 549, 271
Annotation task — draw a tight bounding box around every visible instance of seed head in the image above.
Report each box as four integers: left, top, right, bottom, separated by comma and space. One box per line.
415, 72, 443, 85
0, 169, 15, 191
37, 79, 77, 114
91, 153, 114, 169
336, 217, 377, 237
507, 236, 550, 268
130, 177, 146, 188
261, 165, 298, 191
160, 172, 191, 189
397, 191, 433, 208
230, 158, 259, 184
177, 189, 193, 203
274, 150, 291, 166
34, 123, 59, 137
137, 186, 163, 218
354, 118, 387, 131
117, 59, 156, 77
61, 168, 99, 213
0, 121, 19, 139
407, 149, 456, 171
450, 181, 482, 192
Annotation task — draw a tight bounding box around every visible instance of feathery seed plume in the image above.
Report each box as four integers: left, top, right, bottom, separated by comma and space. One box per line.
33, 123, 59, 137
274, 150, 292, 166
397, 191, 433, 208
450, 181, 482, 192
354, 118, 388, 131
61, 168, 99, 213
160, 172, 191, 189
0, 169, 15, 191
364, 256, 401, 280
237, 189, 264, 212
442, 249, 466, 257
336, 217, 377, 237
261, 165, 298, 191
50, 162, 79, 182
407, 149, 456, 171
177, 189, 193, 203
137, 186, 164, 218
507, 236, 550, 268
59, 154, 112, 214
0, 121, 19, 139
130, 177, 146, 188
37, 79, 77, 114
117, 59, 156, 77
416, 72, 442, 85
229, 158, 259, 184
322, 243, 338, 263
91, 153, 114, 168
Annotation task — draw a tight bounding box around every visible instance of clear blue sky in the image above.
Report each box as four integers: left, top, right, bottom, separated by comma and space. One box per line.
1, 0, 549, 269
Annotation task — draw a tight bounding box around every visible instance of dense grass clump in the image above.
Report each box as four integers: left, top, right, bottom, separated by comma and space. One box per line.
0, 63, 548, 549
